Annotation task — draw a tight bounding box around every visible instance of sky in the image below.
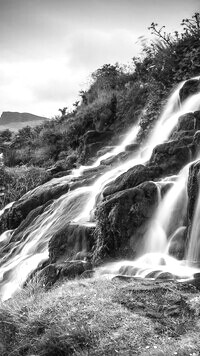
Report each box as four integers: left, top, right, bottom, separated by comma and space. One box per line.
0, 0, 199, 118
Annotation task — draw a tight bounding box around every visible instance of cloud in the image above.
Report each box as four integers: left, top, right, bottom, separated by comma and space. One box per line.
67, 29, 139, 71
0, 58, 89, 117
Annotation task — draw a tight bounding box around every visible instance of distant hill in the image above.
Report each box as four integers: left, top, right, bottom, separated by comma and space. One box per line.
0, 111, 49, 132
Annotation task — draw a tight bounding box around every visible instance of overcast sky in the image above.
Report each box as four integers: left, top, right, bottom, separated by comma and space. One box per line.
0, 0, 199, 117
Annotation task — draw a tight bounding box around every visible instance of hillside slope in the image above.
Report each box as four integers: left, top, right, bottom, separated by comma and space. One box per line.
0, 111, 49, 132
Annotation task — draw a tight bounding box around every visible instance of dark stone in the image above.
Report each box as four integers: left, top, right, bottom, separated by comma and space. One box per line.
49, 223, 95, 264
155, 272, 175, 280
149, 139, 193, 174
186, 160, 200, 256
38, 264, 60, 287
93, 181, 158, 262
103, 164, 163, 197
187, 160, 200, 224
0, 179, 69, 233
179, 78, 200, 103
100, 151, 133, 166
168, 226, 187, 260
83, 130, 113, 145
125, 143, 140, 152
81, 130, 113, 162
60, 260, 92, 279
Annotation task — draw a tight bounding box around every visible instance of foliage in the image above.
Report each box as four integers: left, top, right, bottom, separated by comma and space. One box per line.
1, 166, 50, 209
133, 13, 200, 87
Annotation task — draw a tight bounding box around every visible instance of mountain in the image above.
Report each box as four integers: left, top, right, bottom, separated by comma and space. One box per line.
0, 111, 49, 131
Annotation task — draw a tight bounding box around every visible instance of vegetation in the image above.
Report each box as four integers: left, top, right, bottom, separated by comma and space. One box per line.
0, 12, 200, 356
1, 277, 200, 355
1, 13, 199, 171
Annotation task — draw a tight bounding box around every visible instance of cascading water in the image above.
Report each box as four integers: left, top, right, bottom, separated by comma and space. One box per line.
187, 191, 200, 263
143, 165, 189, 254
0, 77, 200, 300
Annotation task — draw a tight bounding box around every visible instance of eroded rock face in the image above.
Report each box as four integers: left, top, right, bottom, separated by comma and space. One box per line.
49, 223, 95, 264
187, 160, 200, 225
168, 226, 187, 260
179, 78, 200, 103
103, 164, 163, 197
81, 130, 113, 162
93, 181, 158, 262
149, 140, 193, 174
0, 179, 70, 233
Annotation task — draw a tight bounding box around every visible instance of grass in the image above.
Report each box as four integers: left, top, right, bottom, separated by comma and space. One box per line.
0, 166, 50, 209
0, 276, 200, 355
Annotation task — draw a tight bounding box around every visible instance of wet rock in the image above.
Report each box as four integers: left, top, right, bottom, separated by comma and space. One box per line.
94, 181, 158, 262
0, 179, 69, 233
60, 260, 92, 279
80, 130, 113, 162
118, 265, 139, 276
100, 151, 133, 166
103, 164, 163, 197
125, 143, 140, 152
155, 272, 175, 280
187, 160, 200, 224
149, 139, 193, 174
168, 226, 186, 259
176, 111, 200, 132
38, 264, 60, 287
49, 223, 95, 264
179, 78, 200, 103
83, 130, 113, 145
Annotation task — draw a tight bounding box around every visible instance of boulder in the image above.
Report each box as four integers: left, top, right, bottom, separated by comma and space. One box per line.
83, 130, 113, 145
179, 78, 200, 103
187, 160, 200, 224
125, 143, 140, 152
100, 151, 133, 166
81, 130, 113, 162
103, 164, 163, 197
168, 226, 187, 259
171, 111, 200, 135
0, 179, 69, 233
149, 139, 193, 174
49, 223, 95, 264
93, 181, 158, 262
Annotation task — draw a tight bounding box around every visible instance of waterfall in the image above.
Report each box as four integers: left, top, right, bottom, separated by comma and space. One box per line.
0, 78, 200, 299
143, 165, 189, 254
187, 192, 200, 263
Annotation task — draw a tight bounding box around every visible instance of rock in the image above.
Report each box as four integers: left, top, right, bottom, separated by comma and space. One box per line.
83, 130, 113, 145
49, 223, 95, 264
38, 264, 60, 287
93, 181, 158, 262
168, 226, 186, 259
125, 143, 140, 152
103, 164, 163, 197
187, 160, 200, 224
155, 272, 175, 280
60, 260, 92, 279
0, 179, 69, 233
81, 130, 113, 162
186, 160, 200, 258
100, 151, 133, 166
149, 139, 193, 174
179, 78, 200, 103
176, 111, 200, 131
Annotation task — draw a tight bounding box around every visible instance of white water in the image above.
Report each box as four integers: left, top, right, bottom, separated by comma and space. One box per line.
143, 165, 189, 254
187, 192, 200, 263
1, 78, 200, 299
